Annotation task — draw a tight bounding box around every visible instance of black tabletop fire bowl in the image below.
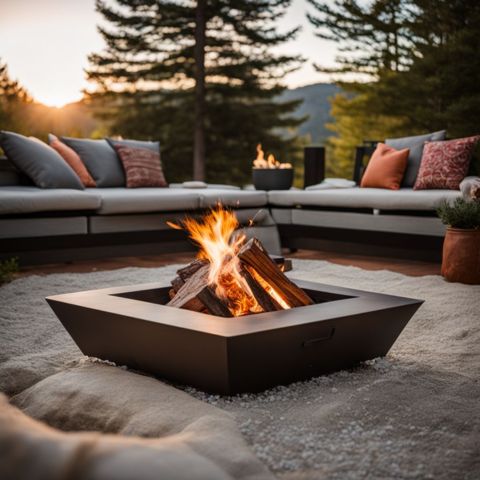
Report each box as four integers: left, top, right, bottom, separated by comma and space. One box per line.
46, 280, 423, 395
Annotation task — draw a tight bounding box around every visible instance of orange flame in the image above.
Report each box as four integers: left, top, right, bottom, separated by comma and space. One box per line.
253, 143, 292, 169
168, 205, 294, 316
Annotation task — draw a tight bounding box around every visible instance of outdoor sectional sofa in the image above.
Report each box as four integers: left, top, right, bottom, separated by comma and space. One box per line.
0, 151, 462, 264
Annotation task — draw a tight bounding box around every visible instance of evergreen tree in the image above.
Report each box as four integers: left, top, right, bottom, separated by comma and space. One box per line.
0, 61, 32, 133
87, 0, 305, 184
308, 0, 480, 177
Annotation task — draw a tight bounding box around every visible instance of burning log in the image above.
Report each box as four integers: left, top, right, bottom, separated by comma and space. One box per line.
177, 259, 208, 281
167, 264, 232, 317
239, 266, 283, 312
170, 259, 208, 294
238, 238, 314, 308
166, 205, 312, 317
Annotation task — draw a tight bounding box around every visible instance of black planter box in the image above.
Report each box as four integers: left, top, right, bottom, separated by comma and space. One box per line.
252, 168, 293, 190
47, 279, 422, 395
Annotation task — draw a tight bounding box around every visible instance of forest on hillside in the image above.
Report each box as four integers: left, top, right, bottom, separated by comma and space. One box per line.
1, 0, 480, 183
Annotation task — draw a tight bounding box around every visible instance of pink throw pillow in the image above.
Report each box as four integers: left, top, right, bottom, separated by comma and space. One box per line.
414, 136, 479, 190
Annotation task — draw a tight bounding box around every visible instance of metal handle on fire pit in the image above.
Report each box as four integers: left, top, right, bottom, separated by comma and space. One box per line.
302, 328, 335, 348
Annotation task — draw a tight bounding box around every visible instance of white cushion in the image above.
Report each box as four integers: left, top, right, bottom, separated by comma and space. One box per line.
0, 186, 101, 214
268, 188, 461, 210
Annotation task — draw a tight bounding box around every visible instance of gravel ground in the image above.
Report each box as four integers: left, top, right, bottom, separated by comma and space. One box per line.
1, 260, 479, 479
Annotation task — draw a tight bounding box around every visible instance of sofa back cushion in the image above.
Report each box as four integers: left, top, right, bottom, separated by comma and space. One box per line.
0, 131, 84, 189
114, 145, 168, 188
61, 137, 125, 187
0, 155, 33, 186
360, 143, 409, 190
386, 130, 446, 187
49, 134, 96, 187
414, 136, 480, 190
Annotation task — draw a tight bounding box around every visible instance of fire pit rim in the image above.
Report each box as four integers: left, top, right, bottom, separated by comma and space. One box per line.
46, 278, 424, 338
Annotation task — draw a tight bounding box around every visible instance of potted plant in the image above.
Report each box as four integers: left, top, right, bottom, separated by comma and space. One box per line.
252, 144, 293, 191
437, 197, 480, 284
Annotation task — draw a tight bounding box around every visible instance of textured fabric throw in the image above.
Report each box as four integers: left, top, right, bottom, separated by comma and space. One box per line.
360, 143, 409, 190
414, 136, 480, 190
115, 145, 168, 188
48, 134, 96, 187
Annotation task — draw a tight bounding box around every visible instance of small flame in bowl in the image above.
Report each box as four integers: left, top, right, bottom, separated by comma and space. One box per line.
253, 144, 292, 169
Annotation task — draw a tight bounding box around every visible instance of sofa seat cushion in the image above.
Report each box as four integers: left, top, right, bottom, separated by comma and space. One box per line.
90, 188, 201, 214
198, 189, 268, 208
0, 186, 102, 215
268, 187, 461, 210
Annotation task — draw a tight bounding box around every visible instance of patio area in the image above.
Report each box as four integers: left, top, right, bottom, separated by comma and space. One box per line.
1, 0, 480, 479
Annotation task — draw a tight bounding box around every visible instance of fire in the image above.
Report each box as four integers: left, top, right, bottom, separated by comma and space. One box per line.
253, 143, 292, 169
168, 205, 290, 316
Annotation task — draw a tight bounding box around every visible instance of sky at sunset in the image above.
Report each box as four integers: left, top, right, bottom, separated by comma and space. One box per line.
0, 0, 337, 107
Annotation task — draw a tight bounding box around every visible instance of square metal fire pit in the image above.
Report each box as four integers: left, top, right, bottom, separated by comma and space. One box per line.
47, 279, 422, 395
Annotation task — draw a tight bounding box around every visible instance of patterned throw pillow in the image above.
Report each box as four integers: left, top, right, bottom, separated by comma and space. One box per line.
414, 136, 480, 190
115, 145, 168, 188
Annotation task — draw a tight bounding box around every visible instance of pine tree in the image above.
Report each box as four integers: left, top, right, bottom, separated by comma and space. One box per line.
308, 0, 480, 177
0, 61, 32, 133
87, 0, 305, 184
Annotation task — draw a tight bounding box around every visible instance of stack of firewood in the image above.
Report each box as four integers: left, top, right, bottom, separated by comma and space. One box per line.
167, 238, 313, 317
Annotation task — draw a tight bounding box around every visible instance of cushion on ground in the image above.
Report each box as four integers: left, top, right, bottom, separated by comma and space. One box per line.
61, 137, 126, 187
385, 130, 446, 187
198, 189, 268, 208
267, 187, 461, 210
90, 188, 201, 214
0, 186, 101, 215
5, 365, 273, 480
0, 132, 84, 190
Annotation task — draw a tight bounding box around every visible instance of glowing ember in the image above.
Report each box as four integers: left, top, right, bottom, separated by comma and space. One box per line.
167, 206, 292, 316
253, 143, 292, 169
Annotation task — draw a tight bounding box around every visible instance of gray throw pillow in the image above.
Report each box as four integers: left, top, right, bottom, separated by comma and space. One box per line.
386, 130, 446, 187
61, 137, 125, 187
0, 131, 84, 189
106, 138, 160, 155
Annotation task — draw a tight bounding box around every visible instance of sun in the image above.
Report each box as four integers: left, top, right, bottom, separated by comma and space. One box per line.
34, 91, 82, 108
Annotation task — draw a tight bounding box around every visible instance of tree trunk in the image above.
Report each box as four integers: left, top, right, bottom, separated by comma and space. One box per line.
193, 0, 206, 181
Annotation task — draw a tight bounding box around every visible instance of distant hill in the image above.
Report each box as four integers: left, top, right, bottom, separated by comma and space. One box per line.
23, 83, 339, 144
278, 83, 341, 144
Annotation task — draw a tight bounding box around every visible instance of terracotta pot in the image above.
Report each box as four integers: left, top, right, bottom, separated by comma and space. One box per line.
441, 227, 480, 284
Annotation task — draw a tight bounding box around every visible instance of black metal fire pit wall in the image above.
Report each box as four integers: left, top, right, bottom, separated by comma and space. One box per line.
46, 279, 423, 395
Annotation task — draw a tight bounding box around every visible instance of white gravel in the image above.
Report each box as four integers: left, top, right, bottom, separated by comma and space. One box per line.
1, 260, 479, 479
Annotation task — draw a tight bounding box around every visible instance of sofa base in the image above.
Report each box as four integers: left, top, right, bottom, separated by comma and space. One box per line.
0, 230, 196, 266
278, 224, 443, 262
0, 225, 282, 266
